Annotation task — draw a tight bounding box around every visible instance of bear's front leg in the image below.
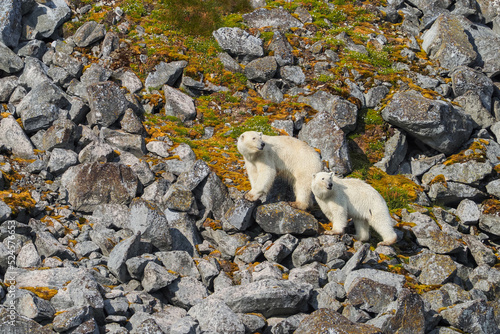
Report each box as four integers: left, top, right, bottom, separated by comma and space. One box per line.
326, 203, 349, 235
245, 163, 276, 202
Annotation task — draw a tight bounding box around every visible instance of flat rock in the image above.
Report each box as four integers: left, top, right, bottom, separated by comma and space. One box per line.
188, 298, 245, 334
145, 60, 187, 91
255, 202, 318, 235
213, 27, 263, 61
294, 309, 383, 334
243, 7, 303, 29
21, 0, 71, 39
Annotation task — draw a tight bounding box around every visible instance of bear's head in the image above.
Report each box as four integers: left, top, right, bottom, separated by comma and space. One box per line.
237, 131, 265, 155
312, 172, 334, 198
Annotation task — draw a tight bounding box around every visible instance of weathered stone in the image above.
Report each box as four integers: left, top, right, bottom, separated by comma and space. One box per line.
0, 0, 22, 48
120, 108, 146, 135
213, 27, 263, 61
347, 277, 397, 313
409, 212, 463, 254
382, 90, 473, 155
440, 300, 499, 334
269, 30, 295, 66
201, 227, 250, 258
279, 65, 305, 86
12, 289, 55, 321
409, 252, 457, 285
243, 7, 303, 29
222, 197, 258, 232
188, 298, 245, 334
374, 129, 408, 175
244, 56, 278, 83
0, 116, 35, 159
164, 209, 202, 256
78, 141, 115, 164
108, 232, 142, 283
255, 202, 318, 235
194, 171, 234, 221
291, 237, 324, 267
101, 129, 146, 158
73, 21, 106, 47
344, 268, 406, 294
365, 85, 390, 109
156, 251, 200, 279
0, 76, 18, 102
456, 199, 480, 225
163, 85, 197, 122
22, 0, 71, 39
145, 60, 187, 91
35, 231, 77, 261
294, 309, 383, 334
211, 278, 312, 317
381, 289, 426, 334
128, 198, 172, 252
141, 261, 178, 293
462, 234, 497, 266
47, 148, 78, 175
87, 81, 129, 127
299, 111, 351, 175
164, 276, 209, 309
62, 162, 139, 213
52, 306, 92, 332
16, 241, 41, 268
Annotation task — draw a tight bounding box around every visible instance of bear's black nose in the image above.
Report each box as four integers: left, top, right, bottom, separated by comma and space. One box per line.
327, 183, 333, 190
260, 143, 265, 149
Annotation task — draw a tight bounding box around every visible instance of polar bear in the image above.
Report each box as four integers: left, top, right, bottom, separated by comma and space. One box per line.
311, 172, 397, 246
237, 131, 323, 210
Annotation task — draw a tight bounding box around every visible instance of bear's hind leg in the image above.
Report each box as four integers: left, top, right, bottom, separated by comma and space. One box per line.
353, 219, 370, 242
245, 164, 276, 201
370, 214, 398, 246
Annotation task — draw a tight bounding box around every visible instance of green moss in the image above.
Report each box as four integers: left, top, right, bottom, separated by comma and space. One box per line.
226, 116, 278, 139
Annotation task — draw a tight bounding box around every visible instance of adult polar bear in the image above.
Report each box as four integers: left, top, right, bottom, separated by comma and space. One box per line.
237, 131, 322, 210
312, 172, 397, 246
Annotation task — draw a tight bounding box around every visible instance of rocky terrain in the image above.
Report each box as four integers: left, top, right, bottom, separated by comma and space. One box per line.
0, 0, 500, 333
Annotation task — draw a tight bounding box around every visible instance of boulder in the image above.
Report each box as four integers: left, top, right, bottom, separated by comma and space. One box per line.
61, 162, 139, 213
87, 81, 129, 127
213, 27, 263, 61
72, 21, 106, 47
163, 85, 197, 122
0, 116, 35, 159
381, 90, 473, 155
294, 309, 383, 334
255, 202, 318, 235
243, 7, 303, 29
244, 56, 278, 83
188, 298, 245, 334
22, 0, 71, 39
145, 60, 187, 91
0, 0, 22, 48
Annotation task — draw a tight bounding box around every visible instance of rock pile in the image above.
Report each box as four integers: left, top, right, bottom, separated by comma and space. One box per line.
0, 0, 499, 333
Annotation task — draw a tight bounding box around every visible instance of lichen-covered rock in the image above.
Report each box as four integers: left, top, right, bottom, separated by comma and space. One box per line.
409, 252, 457, 285
299, 111, 351, 175
0, 115, 35, 159
87, 81, 129, 127
269, 30, 295, 66
145, 60, 187, 90
62, 162, 139, 213
188, 298, 245, 334
422, 160, 493, 186
164, 276, 209, 309
346, 277, 397, 314
141, 261, 178, 293
0, 0, 22, 48
255, 202, 318, 235
243, 7, 303, 29
107, 232, 142, 283
294, 308, 383, 334
381, 289, 426, 334
163, 85, 197, 122
462, 234, 497, 266
440, 300, 499, 334
22, 0, 71, 39
211, 278, 312, 317
72, 21, 106, 47
244, 56, 278, 83
382, 90, 473, 155
213, 27, 263, 61
409, 212, 463, 254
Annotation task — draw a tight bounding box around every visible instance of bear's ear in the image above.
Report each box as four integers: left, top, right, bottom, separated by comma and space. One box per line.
258, 132, 263, 137
312, 173, 316, 178
240, 134, 245, 140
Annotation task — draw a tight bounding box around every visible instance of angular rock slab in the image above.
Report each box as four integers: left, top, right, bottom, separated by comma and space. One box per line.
211, 278, 312, 318
243, 7, 303, 29
188, 298, 245, 334
87, 81, 129, 127
22, 0, 71, 39
382, 90, 473, 155
62, 162, 139, 213
0, 116, 35, 159
294, 309, 383, 334
0, 0, 22, 48
255, 202, 318, 235
440, 300, 499, 334
213, 27, 263, 60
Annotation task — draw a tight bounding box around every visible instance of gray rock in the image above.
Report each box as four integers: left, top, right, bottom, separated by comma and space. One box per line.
315, 281, 344, 310
269, 30, 295, 66
108, 232, 142, 283
61, 162, 139, 213
451, 66, 494, 112
243, 7, 303, 29
78, 141, 115, 164
164, 276, 209, 309
0, 307, 49, 334
255, 203, 318, 235
163, 183, 197, 213
18, 56, 50, 90
410, 153, 446, 177
462, 234, 497, 266
346, 277, 397, 313
298, 111, 351, 175
16, 241, 41, 268
365, 85, 390, 108
409, 212, 463, 254
469, 264, 500, 300
163, 85, 197, 122
455, 92, 496, 129
125, 254, 156, 280
409, 252, 457, 285
0, 41, 23, 74
0, 115, 35, 159
479, 213, 500, 237
87, 81, 129, 127
72, 21, 106, 47
74, 241, 100, 259
35, 231, 77, 261
47, 148, 78, 175
116, 151, 154, 186
101, 128, 146, 158
188, 298, 245, 334
456, 199, 480, 225
142, 261, 178, 293
222, 197, 258, 232
0, 0, 22, 48
211, 278, 312, 317
374, 129, 408, 175
146, 140, 171, 158
344, 268, 406, 294
170, 316, 200, 334
260, 79, 284, 103
47, 50, 83, 78
201, 227, 250, 258
50, 270, 104, 312
440, 300, 499, 334
128, 198, 172, 252
213, 27, 263, 61
380, 289, 426, 334
279, 66, 305, 86
245, 56, 278, 83
41, 118, 77, 151
100, 30, 119, 58
382, 90, 473, 155
112, 69, 143, 94
21, 0, 71, 39
120, 108, 145, 135
252, 261, 283, 282
196, 258, 220, 288
218, 52, 243, 73
237, 313, 266, 334
0, 76, 18, 102
145, 60, 187, 91
16, 40, 47, 59
294, 309, 383, 334
427, 181, 486, 206
291, 238, 324, 267
164, 209, 202, 256
12, 289, 55, 321
156, 251, 200, 279
422, 160, 493, 186
103, 297, 129, 317
194, 171, 234, 221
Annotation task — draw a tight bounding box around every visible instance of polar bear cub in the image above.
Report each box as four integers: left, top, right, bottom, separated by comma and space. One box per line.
311, 172, 397, 246
237, 131, 323, 210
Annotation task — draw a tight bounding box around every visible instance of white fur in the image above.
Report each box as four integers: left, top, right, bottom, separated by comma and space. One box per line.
311, 172, 397, 246
237, 131, 323, 210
